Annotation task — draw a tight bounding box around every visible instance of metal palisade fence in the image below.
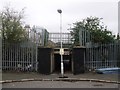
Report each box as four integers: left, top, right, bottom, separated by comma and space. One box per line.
0, 37, 2, 71
2, 26, 49, 72
85, 42, 120, 70
30, 26, 49, 46
78, 28, 120, 70
2, 40, 37, 72
2, 27, 120, 72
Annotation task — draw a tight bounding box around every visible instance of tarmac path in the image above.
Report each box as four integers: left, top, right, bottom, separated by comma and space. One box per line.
1, 72, 120, 88
2, 81, 119, 88
2, 72, 119, 81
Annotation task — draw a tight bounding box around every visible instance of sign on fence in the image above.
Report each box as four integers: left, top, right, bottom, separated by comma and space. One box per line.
59, 48, 64, 55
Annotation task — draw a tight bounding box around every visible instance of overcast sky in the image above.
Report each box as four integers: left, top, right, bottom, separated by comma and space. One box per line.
0, 0, 119, 34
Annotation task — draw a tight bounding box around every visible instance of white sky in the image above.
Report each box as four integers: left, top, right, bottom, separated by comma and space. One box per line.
0, 0, 119, 34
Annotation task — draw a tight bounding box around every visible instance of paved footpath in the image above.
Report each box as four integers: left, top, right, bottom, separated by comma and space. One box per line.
1, 72, 120, 88
2, 81, 119, 88
2, 72, 119, 81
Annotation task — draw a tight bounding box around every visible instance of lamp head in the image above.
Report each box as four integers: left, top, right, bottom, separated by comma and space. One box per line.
57, 9, 62, 14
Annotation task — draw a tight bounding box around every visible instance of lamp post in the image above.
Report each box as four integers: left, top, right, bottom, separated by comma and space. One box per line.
57, 9, 64, 77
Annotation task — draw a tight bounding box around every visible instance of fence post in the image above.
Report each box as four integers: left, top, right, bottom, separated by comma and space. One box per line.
35, 43, 38, 72
0, 37, 2, 71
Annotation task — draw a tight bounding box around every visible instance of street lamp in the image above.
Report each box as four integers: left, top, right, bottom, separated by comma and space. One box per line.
57, 9, 64, 77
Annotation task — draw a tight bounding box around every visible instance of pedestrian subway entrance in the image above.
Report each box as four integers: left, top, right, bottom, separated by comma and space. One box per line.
54, 48, 72, 73
37, 32, 85, 75
48, 33, 73, 74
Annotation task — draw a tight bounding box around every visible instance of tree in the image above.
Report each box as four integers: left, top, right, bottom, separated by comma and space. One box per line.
70, 16, 115, 46
1, 6, 27, 43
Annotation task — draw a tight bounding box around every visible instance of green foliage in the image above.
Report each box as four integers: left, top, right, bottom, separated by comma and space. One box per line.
70, 16, 115, 45
1, 6, 27, 43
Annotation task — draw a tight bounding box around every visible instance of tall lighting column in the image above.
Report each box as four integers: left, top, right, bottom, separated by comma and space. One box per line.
57, 9, 64, 77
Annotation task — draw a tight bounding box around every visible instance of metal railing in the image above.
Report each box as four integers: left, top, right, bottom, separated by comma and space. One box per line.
48, 33, 73, 48
29, 26, 49, 46
2, 29, 120, 72
85, 42, 120, 70
2, 41, 37, 72
0, 29, 1, 87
